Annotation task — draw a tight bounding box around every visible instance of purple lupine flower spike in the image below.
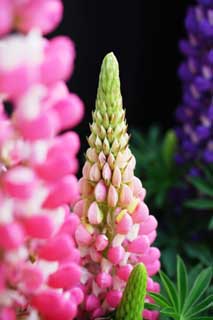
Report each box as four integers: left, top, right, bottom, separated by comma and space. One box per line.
176, 0, 213, 165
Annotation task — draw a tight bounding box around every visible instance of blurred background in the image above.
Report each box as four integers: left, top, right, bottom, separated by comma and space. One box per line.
54, 0, 188, 143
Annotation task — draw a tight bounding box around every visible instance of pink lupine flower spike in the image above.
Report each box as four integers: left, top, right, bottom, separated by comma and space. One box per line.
74, 53, 160, 319
0, 1, 83, 319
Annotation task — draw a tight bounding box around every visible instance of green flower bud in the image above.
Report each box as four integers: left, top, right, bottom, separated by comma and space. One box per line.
115, 264, 147, 320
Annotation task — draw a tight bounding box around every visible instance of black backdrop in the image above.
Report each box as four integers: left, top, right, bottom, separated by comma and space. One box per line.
53, 0, 192, 150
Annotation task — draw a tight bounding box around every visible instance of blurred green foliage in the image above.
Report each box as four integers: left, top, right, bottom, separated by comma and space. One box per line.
185, 165, 213, 230
131, 127, 183, 209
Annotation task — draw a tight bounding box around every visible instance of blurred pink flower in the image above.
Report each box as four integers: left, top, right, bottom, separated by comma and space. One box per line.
0, 0, 63, 36
0, 1, 84, 319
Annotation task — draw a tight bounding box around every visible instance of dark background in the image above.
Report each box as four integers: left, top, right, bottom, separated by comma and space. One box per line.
54, 0, 192, 146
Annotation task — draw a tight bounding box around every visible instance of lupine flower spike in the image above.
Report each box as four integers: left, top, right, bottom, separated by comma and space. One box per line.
0, 1, 83, 319
115, 263, 147, 320
176, 0, 213, 167
74, 52, 160, 320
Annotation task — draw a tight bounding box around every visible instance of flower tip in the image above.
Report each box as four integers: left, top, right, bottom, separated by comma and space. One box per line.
96, 52, 122, 115
135, 262, 147, 275
103, 51, 118, 66
100, 52, 119, 80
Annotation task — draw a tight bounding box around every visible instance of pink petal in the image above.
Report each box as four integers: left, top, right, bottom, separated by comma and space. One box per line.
127, 235, 150, 254
0, 223, 24, 250
95, 234, 108, 252
48, 263, 81, 289
75, 225, 92, 246
94, 180, 107, 202
38, 234, 74, 261
119, 184, 133, 207
116, 264, 133, 281
41, 36, 75, 85
131, 201, 149, 223
96, 272, 112, 289
116, 213, 133, 234
43, 175, 79, 208
0, 0, 12, 36
23, 215, 54, 239
107, 246, 125, 264
85, 294, 100, 312
16, 0, 63, 34
107, 184, 118, 207
88, 202, 103, 225
21, 265, 44, 292
53, 93, 84, 130
3, 166, 36, 200
106, 290, 122, 308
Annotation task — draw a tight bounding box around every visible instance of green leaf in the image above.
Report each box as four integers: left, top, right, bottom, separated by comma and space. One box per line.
177, 256, 188, 311
162, 248, 177, 277
207, 285, 213, 294
186, 294, 213, 317
208, 217, 213, 230
185, 245, 213, 267
188, 264, 203, 288
188, 176, 213, 196
144, 302, 160, 311
148, 292, 170, 308
146, 258, 213, 320
162, 130, 177, 168
155, 190, 167, 209
159, 271, 179, 311
184, 267, 212, 311
160, 307, 178, 319
131, 129, 143, 147
190, 317, 213, 320
184, 198, 213, 210
160, 317, 171, 320
148, 126, 160, 144
197, 162, 213, 182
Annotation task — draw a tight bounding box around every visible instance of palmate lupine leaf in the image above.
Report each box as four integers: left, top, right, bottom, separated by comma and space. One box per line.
183, 267, 212, 312
147, 292, 170, 309
177, 256, 188, 311
160, 307, 178, 319
188, 264, 203, 288
187, 295, 213, 318
145, 256, 213, 320
159, 271, 179, 312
